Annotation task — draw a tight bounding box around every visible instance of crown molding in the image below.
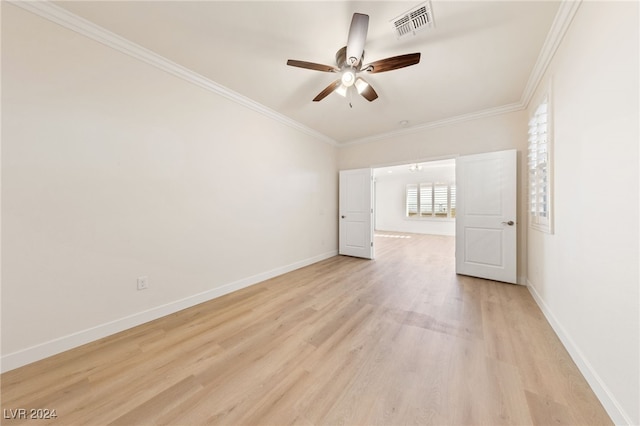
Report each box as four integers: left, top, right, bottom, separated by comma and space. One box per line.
8, 0, 339, 147
342, 101, 525, 147
342, 0, 582, 147
9, 0, 581, 148
520, 0, 582, 109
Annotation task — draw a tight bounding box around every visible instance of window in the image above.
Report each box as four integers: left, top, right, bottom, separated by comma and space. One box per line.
528, 93, 552, 232
434, 184, 448, 217
406, 183, 456, 219
419, 183, 433, 216
406, 184, 418, 217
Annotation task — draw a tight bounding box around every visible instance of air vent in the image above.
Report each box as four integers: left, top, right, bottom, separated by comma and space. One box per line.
391, 1, 434, 39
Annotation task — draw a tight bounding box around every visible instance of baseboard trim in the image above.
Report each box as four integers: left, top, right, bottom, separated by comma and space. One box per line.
526, 280, 633, 425
1, 250, 337, 373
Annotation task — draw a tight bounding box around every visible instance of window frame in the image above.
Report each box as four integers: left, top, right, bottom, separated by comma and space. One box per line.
405, 182, 456, 220
528, 86, 554, 234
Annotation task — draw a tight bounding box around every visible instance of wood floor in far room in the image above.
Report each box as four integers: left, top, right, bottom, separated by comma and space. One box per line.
1, 232, 612, 425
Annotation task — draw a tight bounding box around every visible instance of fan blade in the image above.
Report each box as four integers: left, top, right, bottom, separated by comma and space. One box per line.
287, 60, 339, 73
363, 53, 421, 73
355, 77, 378, 102
346, 13, 369, 67
313, 79, 342, 102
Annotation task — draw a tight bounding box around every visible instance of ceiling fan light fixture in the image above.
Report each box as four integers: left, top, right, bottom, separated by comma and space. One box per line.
336, 84, 348, 97
341, 69, 356, 87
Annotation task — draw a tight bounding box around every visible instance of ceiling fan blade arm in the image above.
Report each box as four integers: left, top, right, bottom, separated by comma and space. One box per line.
286, 60, 339, 73
346, 13, 369, 67
363, 53, 421, 73
355, 77, 378, 102
313, 79, 342, 102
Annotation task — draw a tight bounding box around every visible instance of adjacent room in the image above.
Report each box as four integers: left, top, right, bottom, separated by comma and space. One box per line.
374, 159, 457, 237
2, 1, 638, 425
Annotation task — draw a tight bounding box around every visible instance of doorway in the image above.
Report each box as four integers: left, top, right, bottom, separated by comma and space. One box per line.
369, 150, 517, 284
372, 158, 456, 238
341, 150, 517, 284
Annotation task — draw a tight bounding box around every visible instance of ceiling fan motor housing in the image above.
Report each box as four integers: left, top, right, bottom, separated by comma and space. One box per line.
335, 46, 363, 70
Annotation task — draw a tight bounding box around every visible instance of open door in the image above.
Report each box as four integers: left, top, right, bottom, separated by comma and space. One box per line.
339, 168, 374, 259
456, 150, 517, 284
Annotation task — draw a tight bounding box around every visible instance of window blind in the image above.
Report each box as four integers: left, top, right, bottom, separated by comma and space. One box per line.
419, 183, 433, 216
528, 96, 551, 230
450, 185, 456, 218
406, 184, 418, 217
405, 183, 456, 219
434, 184, 448, 216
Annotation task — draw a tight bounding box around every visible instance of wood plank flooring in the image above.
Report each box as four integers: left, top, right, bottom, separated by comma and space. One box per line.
1, 232, 612, 425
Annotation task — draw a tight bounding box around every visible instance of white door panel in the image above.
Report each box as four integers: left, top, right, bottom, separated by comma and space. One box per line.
339, 168, 374, 259
456, 150, 517, 284
464, 227, 503, 266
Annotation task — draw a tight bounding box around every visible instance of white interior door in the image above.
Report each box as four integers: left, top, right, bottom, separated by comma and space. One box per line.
456, 150, 517, 284
339, 168, 374, 259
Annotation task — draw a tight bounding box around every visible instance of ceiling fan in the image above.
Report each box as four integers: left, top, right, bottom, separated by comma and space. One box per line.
286, 13, 421, 103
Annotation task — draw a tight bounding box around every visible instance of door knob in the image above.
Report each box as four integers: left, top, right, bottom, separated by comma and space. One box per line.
502, 220, 515, 226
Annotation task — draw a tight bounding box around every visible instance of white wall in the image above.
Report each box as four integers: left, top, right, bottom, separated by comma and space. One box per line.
1, 4, 338, 370
526, 2, 639, 424
375, 163, 455, 236
4, 6, 637, 424
339, 110, 529, 281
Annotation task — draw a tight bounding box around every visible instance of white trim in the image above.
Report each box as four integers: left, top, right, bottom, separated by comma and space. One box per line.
526, 280, 632, 426
343, 102, 524, 146
7, 0, 338, 147
1, 250, 337, 373
343, 0, 582, 147
521, 0, 582, 108
371, 154, 459, 170
9, 0, 582, 148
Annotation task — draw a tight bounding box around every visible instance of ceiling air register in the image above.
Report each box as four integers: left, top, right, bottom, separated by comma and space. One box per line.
392, 2, 434, 39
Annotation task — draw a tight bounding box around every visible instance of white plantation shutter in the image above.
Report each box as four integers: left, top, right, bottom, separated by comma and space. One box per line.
405, 183, 456, 219
419, 183, 433, 216
434, 184, 448, 216
528, 96, 552, 232
406, 184, 418, 216
450, 185, 456, 218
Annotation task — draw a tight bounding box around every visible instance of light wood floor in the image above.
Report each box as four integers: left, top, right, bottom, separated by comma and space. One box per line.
1, 232, 612, 425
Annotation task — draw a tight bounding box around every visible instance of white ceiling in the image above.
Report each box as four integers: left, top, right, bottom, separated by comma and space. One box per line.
53, 1, 561, 144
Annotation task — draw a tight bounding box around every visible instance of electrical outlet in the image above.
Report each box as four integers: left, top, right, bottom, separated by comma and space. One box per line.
137, 276, 149, 291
